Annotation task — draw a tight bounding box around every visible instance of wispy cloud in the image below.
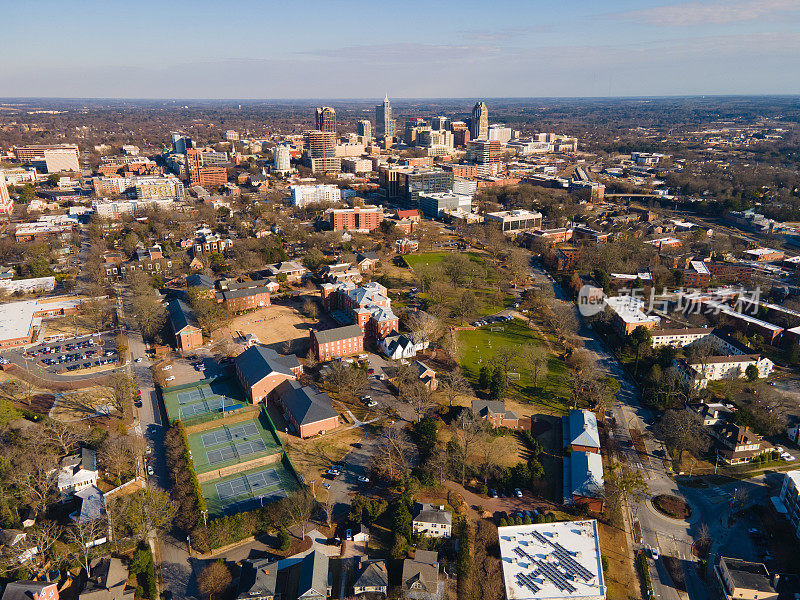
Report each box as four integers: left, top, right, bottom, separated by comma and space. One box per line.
300, 43, 501, 64
619, 0, 800, 26
459, 26, 549, 41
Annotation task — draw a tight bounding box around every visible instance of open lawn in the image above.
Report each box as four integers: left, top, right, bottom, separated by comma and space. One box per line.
458, 319, 570, 413
227, 302, 316, 355
403, 251, 483, 271
51, 387, 116, 421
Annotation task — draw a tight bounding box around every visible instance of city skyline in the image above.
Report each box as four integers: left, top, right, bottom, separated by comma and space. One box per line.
3, 0, 800, 98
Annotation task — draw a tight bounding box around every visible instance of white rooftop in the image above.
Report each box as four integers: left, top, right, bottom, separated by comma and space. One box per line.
498, 520, 605, 600
605, 296, 661, 326
0, 300, 39, 343
689, 261, 709, 275
744, 247, 781, 256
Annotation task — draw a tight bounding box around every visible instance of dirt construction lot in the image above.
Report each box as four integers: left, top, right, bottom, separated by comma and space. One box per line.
228, 301, 316, 355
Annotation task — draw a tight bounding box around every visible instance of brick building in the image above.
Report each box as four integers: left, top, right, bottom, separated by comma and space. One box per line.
329, 205, 383, 232
218, 286, 271, 313
319, 281, 398, 341
310, 325, 365, 361
471, 399, 520, 429
273, 380, 339, 438
167, 299, 203, 352
234, 346, 302, 404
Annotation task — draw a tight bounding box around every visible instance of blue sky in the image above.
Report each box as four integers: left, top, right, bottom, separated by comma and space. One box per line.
3, 0, 800, 98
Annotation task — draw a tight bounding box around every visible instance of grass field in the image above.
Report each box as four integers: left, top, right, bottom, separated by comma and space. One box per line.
186, 412, 282, 474
403, 251, 484, 271
458, 319, 570, 413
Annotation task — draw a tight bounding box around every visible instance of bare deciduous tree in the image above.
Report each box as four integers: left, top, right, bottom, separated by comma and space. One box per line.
282, 489, 318, 539
372, 427, 414, 482
437, 370, 472, 410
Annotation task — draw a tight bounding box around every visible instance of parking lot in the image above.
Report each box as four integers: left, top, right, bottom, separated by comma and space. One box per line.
22, 332, 120, 374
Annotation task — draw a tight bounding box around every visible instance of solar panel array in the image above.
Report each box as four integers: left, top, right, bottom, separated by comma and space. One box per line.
509, 529, 595, 596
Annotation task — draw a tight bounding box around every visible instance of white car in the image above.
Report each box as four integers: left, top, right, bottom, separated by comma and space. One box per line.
358, 476, 370, 483
165, 376, 175, 382
366, 400, 378, 408
134, 357, 143, 363
147, 465, 154, 476
649, 547, 659, 560
162, 365, 172, 371
146, 447, 152, 455
323, 482, 331, 490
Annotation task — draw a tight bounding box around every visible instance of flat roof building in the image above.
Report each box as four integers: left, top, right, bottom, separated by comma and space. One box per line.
498, 520, 605, 600
486, 209, 543, 234
604, 296, 661, 336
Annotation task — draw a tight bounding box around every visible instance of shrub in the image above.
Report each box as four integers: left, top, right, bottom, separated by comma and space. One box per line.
277, 528, 290, 551
499, 518, 508, 526
602, 555, 609, 573
478, 484, 488, 496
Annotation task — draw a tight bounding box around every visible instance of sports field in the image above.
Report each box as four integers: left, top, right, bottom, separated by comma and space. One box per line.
403, 251, 484, 271
458, 318, 569, 411
162, 376, 245, 424
200, 455, 300, 515
186, 412, 282, 475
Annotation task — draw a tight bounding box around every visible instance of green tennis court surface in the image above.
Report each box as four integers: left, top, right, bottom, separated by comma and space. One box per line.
201, 457, 300, 515
186, 412, 282, 474
163, 376, 245, 424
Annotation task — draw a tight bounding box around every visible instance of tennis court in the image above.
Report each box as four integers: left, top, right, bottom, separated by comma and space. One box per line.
162, 377, 245, 424
186, 413, 282, 474
201, 457, 300, 515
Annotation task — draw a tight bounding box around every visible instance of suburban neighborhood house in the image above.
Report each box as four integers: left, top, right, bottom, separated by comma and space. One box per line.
310, 324, 365, 361
498, 521, 605, 600
710, 423, 771, 465
564, 409, 601, 453
273, 380, 339, 438
57, 447, 98, 498
412, 503, 453, 538
79, 557, 135, 600
236, 549, 330, 600
378, 333, 427, 360
234, 346, 302, 404
471, 399, 520, 429
402, 550, 442, 600
167, 298, 202, 352
265, 261, 307, 283
352, 559, 388, 597
0, 581, 60, 600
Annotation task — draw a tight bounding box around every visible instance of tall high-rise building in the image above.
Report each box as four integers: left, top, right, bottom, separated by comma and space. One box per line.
273, 145, 291, 172
432, 116, 449, 131
404, 118, 427, 145
375, 95, 396, 138
467, 139, 501, 164
470, 101, 489, 140
171, 133, 192, 154
304, 130, 340, 173
315, 107, 337, 133
0, 172, 13, 214
357, 120, 372, 140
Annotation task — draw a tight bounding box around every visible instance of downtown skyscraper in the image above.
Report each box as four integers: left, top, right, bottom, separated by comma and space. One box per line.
315, 106, 337, 133
375, 94, 396, 138
470, 101, 489, 140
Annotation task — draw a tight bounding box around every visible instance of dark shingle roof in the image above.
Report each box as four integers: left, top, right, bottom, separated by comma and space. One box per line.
186, 273, 215, 290
1, 582, 57, 600
353, 561, 388, 589
221, 286, 272, 300
312, 324, 364, 345
234, 346, 298, 388
236, 558, 277, 600
168, 299, 200, 334
275, 380, 338, 427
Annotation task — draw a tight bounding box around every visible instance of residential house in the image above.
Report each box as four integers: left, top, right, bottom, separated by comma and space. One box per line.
686, 402, 736, 426
710, 423, 770, 465
57, 447, 98, 497
564, 450, 605, 512
412, 503, 452, 538
353, 559, 388, 597
273, 380, 340, 438
266, 261, 307, 283
471, 399, 519, 429
193, 226, 233, 256
715, 557, 778, 600
186, 273, 216, 295
71, 485, 106, 529
236, 549, 330, 600
355, 251, 380, 273
234, 346, 302, 404
395, 238, 419, 254
310, 325, 365, 361
563, 409, 601, 453
167, 299, 203, 352
413, 361, 437, 391
673, 355, 774, 389
79, 557, 135, 600
0, 581, 58, 600
378, 334, 426, 360
0, 530, 38, 564
402, 550, 441, 600
320, 263, 363, 284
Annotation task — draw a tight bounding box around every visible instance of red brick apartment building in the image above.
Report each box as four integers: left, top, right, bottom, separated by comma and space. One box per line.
329, 205, 383, 232
234, 346, 302, 404
167, 299, 203, 352
310, 325, 365, 361
186, 148, 227, 188
218, 286, 271, 313
320, 281, 398, 341
442, 163, 477, 178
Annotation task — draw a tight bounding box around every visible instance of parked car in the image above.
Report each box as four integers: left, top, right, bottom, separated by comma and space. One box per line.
162, 365, 172, 371
358, 476, 370, 483
165, 376, 175, 382
134, 357, 143, 363
490, 489, 498, 498
147, 465, 154, 476
514, 488, 523, 498
649, 547, 659, 560
323, 482, 331, 490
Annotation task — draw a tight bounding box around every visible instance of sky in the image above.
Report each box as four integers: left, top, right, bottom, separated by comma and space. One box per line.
3, 0, 800, 98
